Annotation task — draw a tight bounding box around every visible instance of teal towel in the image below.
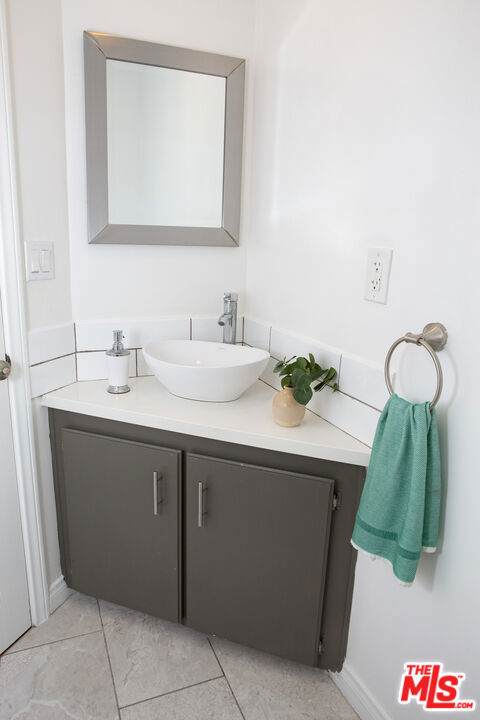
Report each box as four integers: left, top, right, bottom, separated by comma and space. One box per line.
351, 394, 441, 584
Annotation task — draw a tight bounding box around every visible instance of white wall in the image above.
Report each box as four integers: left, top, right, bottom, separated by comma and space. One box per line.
246, 1, 479, 717
8, 0, 480, 714
61, 0, 256, 321
6, 0, 72, 331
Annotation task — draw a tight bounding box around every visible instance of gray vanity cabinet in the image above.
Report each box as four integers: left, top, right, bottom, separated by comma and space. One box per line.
49, 409, 366, 671
60, 429, 181, 622
184, 454, 334, 665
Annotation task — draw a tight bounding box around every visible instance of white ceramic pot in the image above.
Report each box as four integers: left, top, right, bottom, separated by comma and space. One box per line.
272, 387, 306, 427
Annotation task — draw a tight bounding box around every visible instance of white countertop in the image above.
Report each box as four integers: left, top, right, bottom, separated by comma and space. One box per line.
42, 377, 371, 467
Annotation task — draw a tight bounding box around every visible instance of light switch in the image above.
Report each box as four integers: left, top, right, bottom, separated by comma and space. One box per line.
30, 249, 41, 274
25, 242, 54, 281
40, 249, 51, 272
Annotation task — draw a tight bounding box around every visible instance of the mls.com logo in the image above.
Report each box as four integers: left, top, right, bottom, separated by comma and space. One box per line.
399, 663, 476, 711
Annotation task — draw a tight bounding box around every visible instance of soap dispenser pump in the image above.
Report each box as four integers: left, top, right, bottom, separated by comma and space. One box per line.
106, 330, 130, 394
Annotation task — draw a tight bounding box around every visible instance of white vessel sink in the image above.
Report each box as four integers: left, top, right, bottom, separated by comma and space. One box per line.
142, 340, 270, 402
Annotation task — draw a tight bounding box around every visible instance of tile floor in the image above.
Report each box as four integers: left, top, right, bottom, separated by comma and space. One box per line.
0, 591, 358, 719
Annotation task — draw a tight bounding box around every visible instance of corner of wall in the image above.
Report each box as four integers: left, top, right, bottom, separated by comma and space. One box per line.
330, 663, 392, 720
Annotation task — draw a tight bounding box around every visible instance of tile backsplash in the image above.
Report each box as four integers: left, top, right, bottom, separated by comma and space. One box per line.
191, 316, 243, 344
136, 349, 153, 378
339, 352, 391, 411
245, 317, 385, 446
76, 350, 137, 382
243, 317, 271, 352
75, 318, 191, 352
28, 322, 75, 366
30, 354, 77, 399
28, 314, 387, 447
269, 327, 342, 381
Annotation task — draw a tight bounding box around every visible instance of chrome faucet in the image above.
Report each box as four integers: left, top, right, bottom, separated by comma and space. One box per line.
218, 292, 238, 344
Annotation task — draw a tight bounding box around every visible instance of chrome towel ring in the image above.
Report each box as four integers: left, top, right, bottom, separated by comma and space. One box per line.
384, 323, 448, 409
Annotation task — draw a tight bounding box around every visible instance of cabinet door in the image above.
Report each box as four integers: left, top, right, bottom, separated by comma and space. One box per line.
185, 454, 334, 665
61, 429, 180, 621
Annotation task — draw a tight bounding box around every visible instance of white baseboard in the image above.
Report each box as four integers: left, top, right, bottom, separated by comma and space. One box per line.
330, 662, 392, 720
48, 575, 72, 614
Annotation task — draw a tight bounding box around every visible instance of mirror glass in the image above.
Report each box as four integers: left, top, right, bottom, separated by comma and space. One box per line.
106, 59, 226, 228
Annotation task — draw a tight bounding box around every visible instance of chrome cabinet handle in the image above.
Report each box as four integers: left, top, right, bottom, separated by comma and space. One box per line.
153, 471, 162, 515
198, 481, 205, 527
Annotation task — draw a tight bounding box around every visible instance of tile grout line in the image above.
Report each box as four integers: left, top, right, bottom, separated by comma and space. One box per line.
97, 599, 122, 720
2, 628, 102, 656
30, 351, 76, 367
207, 638, 246, 720
337, 351, 343, 389
75, 347, 139, 354
118, 675, 225, 711
73, 322, 78, 381
1, 587, 75, 656
32, 378, 79, 400
306, 406, 372, 449
335, 388, 383, 413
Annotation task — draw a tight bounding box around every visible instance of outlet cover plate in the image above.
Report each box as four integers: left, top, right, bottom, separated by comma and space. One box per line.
364, 248, 392, 304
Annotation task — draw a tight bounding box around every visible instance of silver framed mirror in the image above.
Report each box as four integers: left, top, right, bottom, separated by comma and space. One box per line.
84, 31, 245, 246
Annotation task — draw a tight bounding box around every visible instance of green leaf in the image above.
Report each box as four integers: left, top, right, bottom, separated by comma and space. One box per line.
311, 366, 326, 382
324, 367, 337, 383
313, 367, 337, 393
293, 386, 313, 405
291, 368, 310, 389
277, 351, 338, 398
273, 356, 296, 374
279, 362, 297, 377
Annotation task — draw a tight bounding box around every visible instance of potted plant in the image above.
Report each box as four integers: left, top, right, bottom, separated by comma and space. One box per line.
272, 354, 338, 427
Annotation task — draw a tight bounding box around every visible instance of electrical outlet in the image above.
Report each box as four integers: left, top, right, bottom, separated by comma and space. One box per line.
364, 248, 392, 303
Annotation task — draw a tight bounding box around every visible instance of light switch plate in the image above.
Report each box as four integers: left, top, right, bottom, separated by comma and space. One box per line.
25, 242, 54, 281
364, 248, 392, 303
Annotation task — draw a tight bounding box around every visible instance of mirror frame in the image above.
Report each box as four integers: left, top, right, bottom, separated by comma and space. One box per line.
84, 31, 245, 246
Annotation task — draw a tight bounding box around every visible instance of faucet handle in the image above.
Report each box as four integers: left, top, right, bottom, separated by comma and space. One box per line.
223, 292, 238, 302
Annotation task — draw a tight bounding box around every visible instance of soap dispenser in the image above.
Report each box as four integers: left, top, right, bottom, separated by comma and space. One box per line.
106, 330, 130, 394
